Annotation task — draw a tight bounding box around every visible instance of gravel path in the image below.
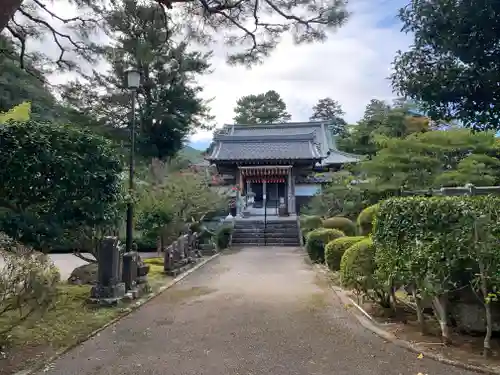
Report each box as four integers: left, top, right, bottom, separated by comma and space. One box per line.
39, 247, 479, 375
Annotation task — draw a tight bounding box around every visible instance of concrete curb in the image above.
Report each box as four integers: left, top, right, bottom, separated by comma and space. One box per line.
331, 284, 500, 375
14, 253, 221, 375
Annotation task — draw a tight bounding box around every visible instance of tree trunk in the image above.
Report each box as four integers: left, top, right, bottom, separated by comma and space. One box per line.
0, 0, 22, 32
478, 259, 492, 358
411, 287, 427, 334
432, 294, 451, 345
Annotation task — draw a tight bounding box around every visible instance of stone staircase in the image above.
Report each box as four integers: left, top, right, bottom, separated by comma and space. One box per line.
231, 219, 301, 247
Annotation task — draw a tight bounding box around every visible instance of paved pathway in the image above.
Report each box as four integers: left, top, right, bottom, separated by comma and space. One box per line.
40, 247, 478, 375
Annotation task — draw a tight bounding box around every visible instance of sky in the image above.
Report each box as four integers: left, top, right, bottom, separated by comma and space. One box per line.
30, 0, 412, 151
189, 0, 412, 150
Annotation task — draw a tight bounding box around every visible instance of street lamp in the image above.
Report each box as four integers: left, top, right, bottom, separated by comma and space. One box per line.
124, 67, 140, 254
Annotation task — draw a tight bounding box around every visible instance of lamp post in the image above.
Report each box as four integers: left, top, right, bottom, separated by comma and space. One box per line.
124, 67, 140, 253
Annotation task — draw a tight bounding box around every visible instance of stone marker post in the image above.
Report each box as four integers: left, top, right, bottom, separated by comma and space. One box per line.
90, 236, 126, 305
122, 251, 138, 295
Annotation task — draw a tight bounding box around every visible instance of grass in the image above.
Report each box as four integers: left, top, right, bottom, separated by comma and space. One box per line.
0, 261, 174, 374
3, 284, 121, 348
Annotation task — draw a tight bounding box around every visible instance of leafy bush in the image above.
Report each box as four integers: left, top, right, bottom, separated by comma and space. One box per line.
0, 251, 60, 339
322, 217, 356, 236
373, 196, 500, 295
215, 225, 233, 250
325, 236, 365, 271
135, 173, 227, 246
357, 204, 379, 235
373, 196, 500, 342
340, 238, 379, 295
305, 228, 344, 263
0, 118, 124, 251
301, 215, 322, 229
300, 215, 323, 241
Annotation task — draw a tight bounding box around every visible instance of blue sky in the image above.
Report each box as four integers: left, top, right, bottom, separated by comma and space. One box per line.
188, 0, 412, 150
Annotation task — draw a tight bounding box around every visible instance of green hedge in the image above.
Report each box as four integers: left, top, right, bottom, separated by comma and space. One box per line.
357, 204, 379, 235
306, 228, 344, 263
373, 196, 500, 297
301, 215, 323, 229
340, 237, 377, 292
325, 236, 365, 271
322, 217, 356, 236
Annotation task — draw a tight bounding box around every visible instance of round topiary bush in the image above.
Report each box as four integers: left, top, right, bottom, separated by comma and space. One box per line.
301, 215, 322, 230
357, 204, 380, 235
340, 237, 377, 292
300, 215, 324, 243
305, 228, 345, 263
324, 236, 365, 271
322, 217, 357, 236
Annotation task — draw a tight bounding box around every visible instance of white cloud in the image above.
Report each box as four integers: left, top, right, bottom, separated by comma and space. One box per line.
24, 0, 411, 145
193, 0, 412, 142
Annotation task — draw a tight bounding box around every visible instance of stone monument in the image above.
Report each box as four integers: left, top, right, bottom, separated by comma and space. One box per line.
89, 236, 126, 305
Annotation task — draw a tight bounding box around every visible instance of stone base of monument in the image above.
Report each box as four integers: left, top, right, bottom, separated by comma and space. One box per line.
88, 282, 127, 306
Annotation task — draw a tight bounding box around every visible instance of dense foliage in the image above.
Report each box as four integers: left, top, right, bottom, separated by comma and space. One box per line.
391, 0, 500, 131
134, 172, 227, 249
1, 0, 349, 69
322, 217, 356, 236
305, 228, 344, 263
0, 115, 124, 251
0, 250, 60, 339
325, 236, 364, 271
62, 0, 213, 161
357, 204, 379, 236
374, 196, 500, 344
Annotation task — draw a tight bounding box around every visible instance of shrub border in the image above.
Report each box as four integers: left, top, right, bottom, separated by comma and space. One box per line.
324, 268, 500, 375
13, 252, 222, 375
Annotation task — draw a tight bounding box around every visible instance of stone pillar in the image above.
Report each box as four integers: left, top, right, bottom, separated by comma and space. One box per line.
90, 236, 126, 305
122, 251, 138, 294
288, 167, 295, 215
263, 179, 267, 213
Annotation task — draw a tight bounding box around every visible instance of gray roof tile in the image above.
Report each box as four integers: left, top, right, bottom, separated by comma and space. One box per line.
208, 133, 321, 161
208, 122, 362, 164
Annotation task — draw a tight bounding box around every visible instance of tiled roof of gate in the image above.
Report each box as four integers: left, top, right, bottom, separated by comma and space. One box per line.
207, 133, 321, 161
207, 121, 362, 164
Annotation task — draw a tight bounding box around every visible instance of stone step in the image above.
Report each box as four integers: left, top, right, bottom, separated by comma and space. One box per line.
231, 241, 301, 246
233, 230, 299, 238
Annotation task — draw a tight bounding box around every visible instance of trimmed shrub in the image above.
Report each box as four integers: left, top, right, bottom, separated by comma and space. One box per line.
373, 196, 500, 340
340, 238, 377, 292
322, 217, 357, 236
305, 228, 345, 263
357, 204, 379, 235
325, 236, 365, 271
301, 215, 323, 229
300, 215, 324, 242
215, 225, 233, 250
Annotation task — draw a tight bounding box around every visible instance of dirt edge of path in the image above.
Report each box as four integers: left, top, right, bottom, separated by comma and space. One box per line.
327, 276, 500, 375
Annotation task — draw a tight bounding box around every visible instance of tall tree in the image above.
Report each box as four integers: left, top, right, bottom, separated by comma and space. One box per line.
233, 90, 291, 124
1, 0, 348, 71
359, 129, 500, 191
0, 36, 61, 121
62, 0, 213, 161
391, 0, 500, 131
337, 99, 430, 157
309, 97, 346, 135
